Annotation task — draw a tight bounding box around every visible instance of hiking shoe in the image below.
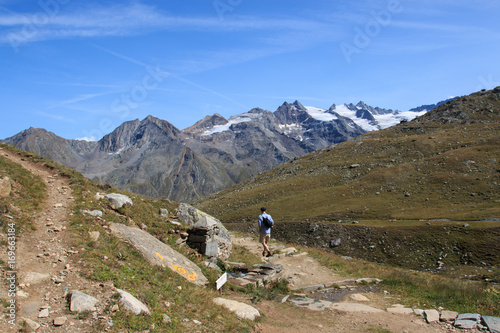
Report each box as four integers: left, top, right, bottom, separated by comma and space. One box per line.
266, 252, 273, 257
262, 251, 266, 256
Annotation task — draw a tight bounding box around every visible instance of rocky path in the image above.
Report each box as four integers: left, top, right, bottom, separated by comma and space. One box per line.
231, 235, 461, 333
1, 149, 114, 332
1, 148, 487, 333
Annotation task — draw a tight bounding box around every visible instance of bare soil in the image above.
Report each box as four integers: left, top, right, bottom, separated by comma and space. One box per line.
1, 149, 115, 332
1, 150, 479, 332
232, 235, 469, 333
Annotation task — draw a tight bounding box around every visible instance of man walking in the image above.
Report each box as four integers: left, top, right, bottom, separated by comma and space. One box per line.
258, 207, 274, 257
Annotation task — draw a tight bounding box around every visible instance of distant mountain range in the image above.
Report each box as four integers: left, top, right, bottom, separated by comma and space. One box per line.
3, 99, 441, 201
193, 87, 500, 224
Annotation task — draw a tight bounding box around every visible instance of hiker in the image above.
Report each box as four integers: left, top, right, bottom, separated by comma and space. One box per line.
258, 207, 274, 257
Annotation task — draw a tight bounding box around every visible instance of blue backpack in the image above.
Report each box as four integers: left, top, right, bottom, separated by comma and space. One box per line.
262, 216, 273, 228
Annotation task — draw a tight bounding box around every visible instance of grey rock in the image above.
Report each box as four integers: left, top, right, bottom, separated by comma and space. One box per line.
38, 308, 49, 318
213, 297, 260, 320
80, 209, 103, 217
424, 309, 440, 323
53, 316, 67, 326
329, 238, 341, 248
290, 297, 332, 311
109, 222, 208, 286
454, 313, 481, 329
355, 278, 382, 284
483, 316, 500, 333
413, 308, 424, 316
302, 284, 325, 292
116, 288, 150, 315
104, 193, 133, 210
440, 310, 459, 322
23, 318, 40, 330
179, 204, 232, 260
162, 314, 172, 323
159, 208, 169, 217
70, 290, 99, 312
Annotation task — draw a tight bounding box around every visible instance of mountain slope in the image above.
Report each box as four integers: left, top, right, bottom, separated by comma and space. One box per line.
4, 100, 426, 201
192, 87, 500, 223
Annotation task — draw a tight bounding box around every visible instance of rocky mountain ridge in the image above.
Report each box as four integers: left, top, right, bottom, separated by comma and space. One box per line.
4, 99, 426, 201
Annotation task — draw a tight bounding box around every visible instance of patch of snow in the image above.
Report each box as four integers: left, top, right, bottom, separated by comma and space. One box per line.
305, 106, 338, 121
202, 116, 252, 136
108, 147, 125, 155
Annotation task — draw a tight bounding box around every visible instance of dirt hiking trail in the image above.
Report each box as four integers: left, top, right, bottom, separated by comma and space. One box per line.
231, 236, 463, 333
1, 148, 115, 332
0, 149, 469, 332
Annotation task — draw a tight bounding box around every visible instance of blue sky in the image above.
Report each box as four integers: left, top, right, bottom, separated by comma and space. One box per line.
1, 0, 499, 140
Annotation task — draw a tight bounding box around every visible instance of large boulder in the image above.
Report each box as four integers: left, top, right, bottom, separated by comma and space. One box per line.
104, 193, 133, 210
70, 290, 99, 312
177, 203, 232, 260
213, 298, 260, 320
109, 222, 208, 286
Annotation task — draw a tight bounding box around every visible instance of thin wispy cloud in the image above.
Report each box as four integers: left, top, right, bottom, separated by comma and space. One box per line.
46, 92, 117, 110
36, 111, 77, 123
0, 3, 327, 44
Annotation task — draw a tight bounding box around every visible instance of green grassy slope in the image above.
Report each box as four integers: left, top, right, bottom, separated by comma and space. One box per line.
0, 144, 256, 332
193, 87, 500, 224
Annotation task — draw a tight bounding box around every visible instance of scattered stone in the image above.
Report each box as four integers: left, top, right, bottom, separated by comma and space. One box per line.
89, 231, 100, 241
350, 294, 370, 302
213, 298, 260, 320
109, 222, 208, 286
302, 284, 325, 292
23, 318, 40, 330
454, 313, 481, 329
111, 304, 119, 312
162, 314, 171, 324
116, 289, 151, 315
355, 278, 382, 284
81, 209, 103, 217
276, 295, 290, 303
413, 309, 424, 316
159, 208, 169, 217
440, 310, 459, 322
290, 297, 332, 311
54, 203, 63, 208
482, 316, 500, 333
104, 193, 133, 210
38, 308, 50, 318
424, 309, 440, 323
280, 247, 298, 255
70, 290, 99, 312
53, 316, 67, 326
329, 238, 341, 248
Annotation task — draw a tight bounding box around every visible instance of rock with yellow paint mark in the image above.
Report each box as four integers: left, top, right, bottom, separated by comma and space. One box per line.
109, 222, 208, 286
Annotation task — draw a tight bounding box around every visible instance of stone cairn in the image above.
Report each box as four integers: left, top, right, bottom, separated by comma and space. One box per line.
176, 203, 232, 260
